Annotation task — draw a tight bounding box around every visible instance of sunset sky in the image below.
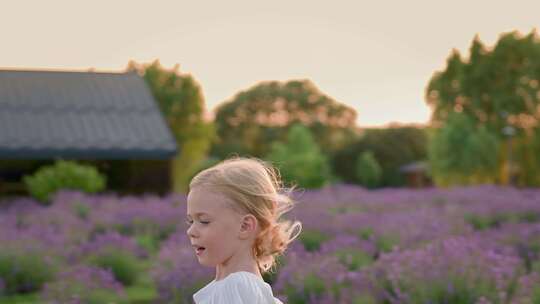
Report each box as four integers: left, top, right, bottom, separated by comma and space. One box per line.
2, 1, 539, 127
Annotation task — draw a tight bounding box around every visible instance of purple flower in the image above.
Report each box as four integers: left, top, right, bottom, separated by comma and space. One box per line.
40, 265, 126, 303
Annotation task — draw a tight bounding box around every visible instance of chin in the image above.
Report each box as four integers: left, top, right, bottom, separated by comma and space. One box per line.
198, 259, 215, 268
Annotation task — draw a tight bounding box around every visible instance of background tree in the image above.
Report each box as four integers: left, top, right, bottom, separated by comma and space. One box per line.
267, 124, 332, 188
333, 126, 428, 187
126, 60, 214, 192
355, 151, 382, 188
426, 30, 540, 186
428, 113, 499, 186
212, 79, 358, 159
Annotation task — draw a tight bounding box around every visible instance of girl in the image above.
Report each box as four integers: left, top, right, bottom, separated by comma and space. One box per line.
186, 157, 302, 304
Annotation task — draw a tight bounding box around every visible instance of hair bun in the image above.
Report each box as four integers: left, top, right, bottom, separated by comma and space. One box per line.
254, 220, 302, 272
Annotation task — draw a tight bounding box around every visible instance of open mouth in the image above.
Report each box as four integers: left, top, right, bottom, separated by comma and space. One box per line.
194, 246, 206, 255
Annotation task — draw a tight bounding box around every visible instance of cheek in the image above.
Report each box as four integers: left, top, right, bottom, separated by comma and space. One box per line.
207, 230, 238, 256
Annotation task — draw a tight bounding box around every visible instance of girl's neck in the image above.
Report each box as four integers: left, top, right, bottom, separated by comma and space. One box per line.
215, 250, 262, 281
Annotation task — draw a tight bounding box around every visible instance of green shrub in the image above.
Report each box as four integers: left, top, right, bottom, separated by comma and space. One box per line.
518, 211, 540, 223
24, 160, 106, 204
88, 250, 140, 286
465, 213, 514, 230
112, 219, 176, 255
533, 286, 540, 304
353, 294, 377, 304
286, 273, 326, 304
335, 248, 373, 271
375, 233, 400, 253
85, 289, 128, 304
0, 251, 55, 295
358, 227, 374, 240
40, 265, 127, 304
268, 124, 332, 188
135, 234, 160, 254
72, 201, 91, 220
299, 230, 330, 252
355, 151, 382, 188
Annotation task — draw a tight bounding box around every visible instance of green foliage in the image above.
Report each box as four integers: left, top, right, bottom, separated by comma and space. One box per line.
515, 127, 540, 186
355, 151, 382, 188
386, 275, 503, 304
41, 273, 128, 304
125, 284, 158, 304
286, 273, 327, 304
299, 229, 330, 252
212, 79, 358, 159
23, 160, 106, 204
127, 60, 215, 193
90, 216, 176, 254
428, 113, 499, 186
465, 212, 540, 231
88, 250, 140, 286
534, 286, 540, 304
0, 251, 55, 295
464, 213, 509, 230
135, 234, 160, 254
353, 294, 377, 304
358, 227, 374, 240
333, 126, 428, 187
72, 201, 91, 220
0, 294, 39, 303
375, 233, 400, 253
84, 289, 128, 304
426, 30, 540, 186
112, 218, 176, 250
268, 124, 332, 188
334, 248, 373, 271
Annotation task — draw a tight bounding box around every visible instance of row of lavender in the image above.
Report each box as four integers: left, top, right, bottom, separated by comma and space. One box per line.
1, 185, 540, 303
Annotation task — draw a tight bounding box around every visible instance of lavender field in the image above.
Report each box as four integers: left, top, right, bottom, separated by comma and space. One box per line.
1, 185, 540, 303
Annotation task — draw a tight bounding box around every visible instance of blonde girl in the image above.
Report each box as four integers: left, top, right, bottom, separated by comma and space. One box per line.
186, 157, 302, 304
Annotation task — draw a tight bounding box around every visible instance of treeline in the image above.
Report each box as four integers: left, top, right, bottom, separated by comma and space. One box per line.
130, 29, 540, 191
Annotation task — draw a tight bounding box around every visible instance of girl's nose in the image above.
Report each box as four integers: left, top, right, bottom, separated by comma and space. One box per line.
187, 224, 198, 238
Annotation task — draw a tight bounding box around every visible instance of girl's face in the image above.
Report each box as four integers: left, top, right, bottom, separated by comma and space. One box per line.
186, 188, 244, 267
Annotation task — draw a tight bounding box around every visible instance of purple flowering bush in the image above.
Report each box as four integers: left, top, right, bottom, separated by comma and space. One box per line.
40, 265, 127, 304
152, 231, 213, 303
1, 185, 540, 303
369, 236, 524, 303
0, 248, 56, 295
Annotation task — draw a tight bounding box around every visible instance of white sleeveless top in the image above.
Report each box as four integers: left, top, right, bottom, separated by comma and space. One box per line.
193, 271, 283, 304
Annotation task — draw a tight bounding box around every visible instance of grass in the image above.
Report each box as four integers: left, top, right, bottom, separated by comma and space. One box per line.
0, 293, 39, 304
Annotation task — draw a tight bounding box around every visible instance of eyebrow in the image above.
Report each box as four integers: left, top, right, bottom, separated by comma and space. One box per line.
186, 212, 210, 219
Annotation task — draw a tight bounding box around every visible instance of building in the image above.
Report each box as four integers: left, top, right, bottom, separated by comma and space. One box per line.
0, 69, 178, 196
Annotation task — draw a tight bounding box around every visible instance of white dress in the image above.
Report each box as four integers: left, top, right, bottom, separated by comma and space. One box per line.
193, 271, 284, 304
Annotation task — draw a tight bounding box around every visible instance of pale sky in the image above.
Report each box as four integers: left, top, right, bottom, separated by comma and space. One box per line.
2, 1, 539, 127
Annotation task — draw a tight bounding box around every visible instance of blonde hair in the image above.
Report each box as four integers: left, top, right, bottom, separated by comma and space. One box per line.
189, 157, 302, 273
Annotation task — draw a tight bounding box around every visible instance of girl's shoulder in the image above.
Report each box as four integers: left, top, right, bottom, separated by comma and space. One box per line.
193, 272, 283, 304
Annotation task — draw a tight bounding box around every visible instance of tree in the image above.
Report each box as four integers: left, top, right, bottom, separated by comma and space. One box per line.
426, 30, 540, 186
267, 124, 332, 188
126, 60, 214, 192
355, 151, 382, 188
212, 79, 358, 159
428, 113, 499, 186
333, 126, 428, 187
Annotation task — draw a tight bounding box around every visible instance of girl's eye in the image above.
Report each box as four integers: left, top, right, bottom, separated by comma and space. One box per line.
185, 219, 209, 225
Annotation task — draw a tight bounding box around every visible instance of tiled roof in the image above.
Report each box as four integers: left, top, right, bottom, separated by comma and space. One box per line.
0, 69, 177, 159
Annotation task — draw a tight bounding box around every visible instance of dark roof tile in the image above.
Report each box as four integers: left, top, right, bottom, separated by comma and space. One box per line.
0, 70, 177, 159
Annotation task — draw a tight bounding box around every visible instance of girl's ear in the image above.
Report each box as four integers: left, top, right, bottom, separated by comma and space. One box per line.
239, 214, 258, 239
